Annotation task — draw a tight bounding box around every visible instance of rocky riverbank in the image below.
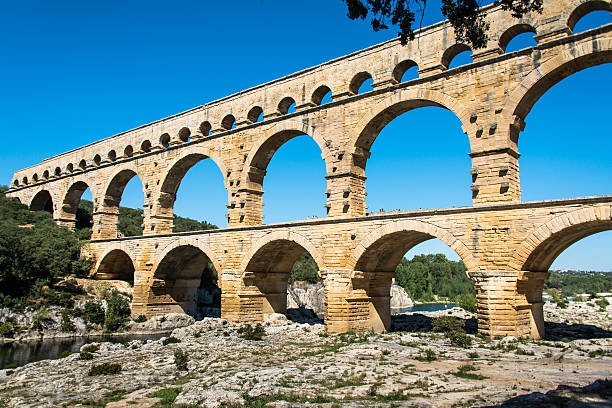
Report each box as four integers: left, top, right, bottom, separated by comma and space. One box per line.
0, 301, 610, 407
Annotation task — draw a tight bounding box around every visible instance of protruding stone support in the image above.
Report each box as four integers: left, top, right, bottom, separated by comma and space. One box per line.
324, 173, 366, 217
232, 188, 263, 226
132, 270, 152, 317
469, 148, 520, 205
345, 271, 395, 333
471, 270, 549, 339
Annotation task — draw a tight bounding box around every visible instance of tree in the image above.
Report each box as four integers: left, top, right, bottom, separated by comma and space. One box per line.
342, 0, 543, 48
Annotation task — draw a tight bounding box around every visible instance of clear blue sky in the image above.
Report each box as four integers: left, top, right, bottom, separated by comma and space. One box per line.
1, 1, 611, 270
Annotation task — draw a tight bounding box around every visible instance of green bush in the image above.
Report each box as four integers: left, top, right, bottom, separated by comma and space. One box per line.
58, 350, 72, 358
60, 309, 75, 332
104, 291, 130, 332
415, 349, 437, 362
596, 297, 609, 310
82, 344, 99, 353
455, 293, 477, 313
174, 349, 188, 371
88, 363, 121, 376
162, 336, 181, 346
83, 302, 105, 326
79, 351, 94, 360
433, 316, 472, 348
0, 321, 15, 337
150, 388, 181, 406
237, 323, 265, 341
133, 314, 147, 323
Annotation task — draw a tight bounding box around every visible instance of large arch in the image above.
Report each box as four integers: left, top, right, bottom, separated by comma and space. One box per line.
98, 165, 146, 239
508, 36, 612, 132
29, 189, 54, 215
94, 248, 135, 282
565, 0, 612, 32
350, 88, 470, 164
240, 231, 324, 319
513, 207, 612, 272
349, 219, 473, 332
148, 243, 220, 316
156, 145, 227, 233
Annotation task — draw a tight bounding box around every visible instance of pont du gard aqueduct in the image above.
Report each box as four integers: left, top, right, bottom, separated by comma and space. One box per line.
6, 0, 612, 338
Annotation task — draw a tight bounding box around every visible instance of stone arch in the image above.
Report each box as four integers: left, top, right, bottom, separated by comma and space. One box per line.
566, 0, 612, 32
392, 59, 419, 83
153, 239, 222, 277
221, 114, 236, 130
156, 145, 227, 234
350, 219, 475, 272
239, 230, 324, 272
178, 127, 191, 143
239, 231, 324, 319
349, 71, 373, 94
498, 23, 538, 52
277, 96, 296, 114
140, 139, 152, 153
507, 36, 612, 138
93, 245, 136, 281
60, 179, 94, 229
148, 242, 220, 316
441, 43, 471, 69
311, 85, 333, 105
512, 206, 612, 272
199, 121, 212, 136
241, 118, 331, 188
247, 106, 264, 123
29, 189, 54, 214
124, 145, 134, 158
349, 88, 470, 170
98, 164, 145, 238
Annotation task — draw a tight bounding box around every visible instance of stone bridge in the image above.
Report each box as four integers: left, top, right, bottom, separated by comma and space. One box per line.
6, 0, 612, 338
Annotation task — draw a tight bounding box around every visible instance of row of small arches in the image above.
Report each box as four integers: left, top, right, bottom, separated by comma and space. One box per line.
12, 2, 610, 188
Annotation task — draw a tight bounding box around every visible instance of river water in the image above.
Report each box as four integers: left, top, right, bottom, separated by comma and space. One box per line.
391, 303, 457, 315
0, 332, 168, 370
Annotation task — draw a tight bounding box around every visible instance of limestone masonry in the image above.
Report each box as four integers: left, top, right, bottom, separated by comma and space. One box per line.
7, 0, 612, 338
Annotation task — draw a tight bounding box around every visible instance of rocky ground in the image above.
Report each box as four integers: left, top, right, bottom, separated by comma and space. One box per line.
0, 302, 610, 408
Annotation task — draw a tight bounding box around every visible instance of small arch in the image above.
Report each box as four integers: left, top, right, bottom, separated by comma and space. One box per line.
22, 176, 28, 185
140, 140, 152, 153
54, 167, 61, 177
160, 133, 171, 148
78, 160, 87, 170
124, 145, 133, 158
311, 85, 333, 105
349, 72, 373, 94
93, 154, 102, 166
392, 60, 419, 83
247, 106, 264, 123
221, 114, 236, 130
66, 163, 74, 173
199, 121, 211, 136
108, 150, 117, 162
42, 170, 49, 180
30, 190, 54, 214
277, 97, 296, 114
442, 44, 472, 69
568, 0, 612, 31
95, 249, 135, 282
13, 179, 19, 187
178, 127, 191, 143
32, 173, 39, 182
499, 24, 537, 52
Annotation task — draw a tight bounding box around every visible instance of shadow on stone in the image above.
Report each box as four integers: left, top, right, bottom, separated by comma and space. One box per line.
286, 306, 324, 325
544, 321, 612, 341
484, 378, 612, 407
390, 313, 478, 334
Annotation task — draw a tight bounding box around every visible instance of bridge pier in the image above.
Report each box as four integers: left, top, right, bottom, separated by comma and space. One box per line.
471, 271, 549, 339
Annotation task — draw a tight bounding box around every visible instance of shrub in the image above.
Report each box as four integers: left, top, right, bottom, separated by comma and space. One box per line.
433, 316, 472, 348
0, 321, 15, 337
133, 314, 147, 323
79, 351, 94, 360
415, 349, 437, 362
451, 364, 488, 380
596, 297, 609, 311
237, 323, 265, 341
31, 307, 52, 331
58, 350, 72, 358
60, 309, 76, 332
104, 291, 130, 332
150, 388, 181, 406
88, 363, 121, 376
174, 349, 188, 371
83, 302, 105, 326
82, 344, 99, 353
456, 293, 477, 313
162, 336, 181, 346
